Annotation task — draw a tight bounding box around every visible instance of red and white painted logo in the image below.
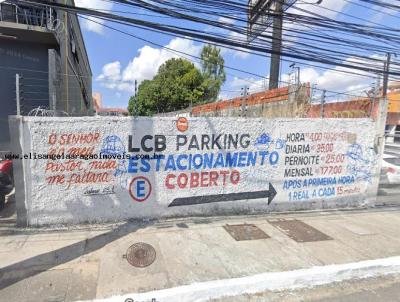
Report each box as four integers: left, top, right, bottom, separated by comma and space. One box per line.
129, 176, 152, 202
176, 117, 189, 132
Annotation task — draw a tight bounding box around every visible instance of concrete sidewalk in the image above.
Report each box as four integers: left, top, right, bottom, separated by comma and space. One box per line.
1, 201, 400, 301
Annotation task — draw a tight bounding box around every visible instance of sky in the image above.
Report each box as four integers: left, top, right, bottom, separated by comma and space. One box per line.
74, 0, 400, 109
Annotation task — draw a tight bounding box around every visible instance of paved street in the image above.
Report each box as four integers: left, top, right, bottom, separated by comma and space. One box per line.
2, 195, 400, 301
377, 142, 400, 206
377, 183, 400, 206
215, 274, 400, 302
383, 142, 400, 158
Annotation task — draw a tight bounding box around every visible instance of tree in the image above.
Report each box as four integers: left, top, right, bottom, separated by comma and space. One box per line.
200, 44, 226, 102
127, 46, 226, 116
128, 80, 158, 116
128, 58, 206, 116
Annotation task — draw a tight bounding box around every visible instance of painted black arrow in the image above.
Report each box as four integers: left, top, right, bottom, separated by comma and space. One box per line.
168, 183, 277, 207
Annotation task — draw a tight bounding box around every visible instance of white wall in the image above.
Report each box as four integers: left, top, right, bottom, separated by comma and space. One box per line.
12, 117, 379, 226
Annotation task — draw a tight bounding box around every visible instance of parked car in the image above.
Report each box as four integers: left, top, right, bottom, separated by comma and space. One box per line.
381, 154, 400, 184
0, 157, 13, 210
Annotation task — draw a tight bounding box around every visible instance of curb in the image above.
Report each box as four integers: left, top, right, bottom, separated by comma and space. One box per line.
81, 256, 400, 302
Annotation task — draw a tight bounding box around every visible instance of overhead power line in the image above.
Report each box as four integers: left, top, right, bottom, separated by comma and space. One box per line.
343, 0, 400, 21
11, 0, 400, 78
82, 15, 374, 99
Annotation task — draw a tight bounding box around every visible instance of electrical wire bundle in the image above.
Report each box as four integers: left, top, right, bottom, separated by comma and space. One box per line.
5, 0, 400, 98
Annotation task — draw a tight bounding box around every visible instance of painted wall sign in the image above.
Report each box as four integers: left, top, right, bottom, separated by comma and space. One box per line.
129, 176, 152, 202
169, 183, 277, 207
176, 117, 189, 132
13, 117, 379, 225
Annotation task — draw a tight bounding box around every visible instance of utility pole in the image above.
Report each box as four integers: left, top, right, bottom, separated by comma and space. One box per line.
320, 90, 326, 118
369, 75, 380, 118
311, 84, 317, 101
371, 53, 391, 205
376, 53, 391, 144
378, 53, 391, 135
382, 53, 391, 98
134, 79, 138, 117
16, 74, 21, 116
269, 0, 283, 90
289, 63, 300, 86
240, 85, 249, 117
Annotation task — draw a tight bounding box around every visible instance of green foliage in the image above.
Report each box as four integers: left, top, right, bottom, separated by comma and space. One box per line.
200, 44, 226, 102
128, 58, 206, 116
128, 45, 226, 116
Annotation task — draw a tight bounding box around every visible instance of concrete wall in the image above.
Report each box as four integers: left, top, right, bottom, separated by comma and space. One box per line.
11, 116, 380, 226
189, 85, 310, 118
306, 98, 379, 120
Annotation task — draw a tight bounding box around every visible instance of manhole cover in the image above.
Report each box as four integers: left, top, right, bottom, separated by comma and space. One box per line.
223, 224, 270, 241
268, 219, 333, 243
124, 242, 156, 267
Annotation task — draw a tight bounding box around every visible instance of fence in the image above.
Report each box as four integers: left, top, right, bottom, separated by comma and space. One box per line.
158, 83, 380, 121
0, 2, 56, 29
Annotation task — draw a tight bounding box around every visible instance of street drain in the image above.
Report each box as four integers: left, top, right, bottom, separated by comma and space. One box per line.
223, 224, 270, 241
268, 219, 333, 242
124, 242, 156, 268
